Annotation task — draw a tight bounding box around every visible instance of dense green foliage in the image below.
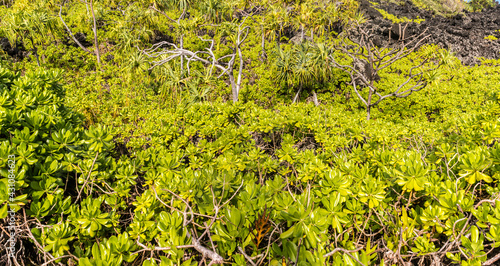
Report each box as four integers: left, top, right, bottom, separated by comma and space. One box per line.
1, 0, 500, 265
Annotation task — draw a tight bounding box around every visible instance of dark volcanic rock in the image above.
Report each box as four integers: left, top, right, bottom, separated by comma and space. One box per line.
0, 37, 28, 60
62, 32, 93, 49
358, 0, 500, 65
73, 32, 93, 48
151, 30, 174, 45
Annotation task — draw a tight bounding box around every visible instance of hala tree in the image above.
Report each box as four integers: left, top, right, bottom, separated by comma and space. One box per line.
1, 4, 58, 66
274, 42, 334, 105
330, 22, 449, 120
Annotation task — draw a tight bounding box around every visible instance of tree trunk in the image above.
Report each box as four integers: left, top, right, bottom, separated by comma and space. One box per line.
312, 90, 319, 106
233, 42, 244, 103
300, 24, 305, 43
90, 0, 101, 67
180, 35, 184, 77
229, 72, 238, 103
275, 31, 280, 48
366, 89, 373, 120
293, 83, 302, 103
33, 48, 40, 66
261, 26, 267, 61
29, 37, 40, 66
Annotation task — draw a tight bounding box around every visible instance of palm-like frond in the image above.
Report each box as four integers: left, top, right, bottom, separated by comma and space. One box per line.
124, 51, 149, 73
309, 43, 333, 83
201, 0, 227, 23
293, 42, 315, 87
273, 45, 294, 87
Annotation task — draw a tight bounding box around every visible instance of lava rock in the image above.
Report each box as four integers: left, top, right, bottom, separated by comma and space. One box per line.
358, 0, 500, 65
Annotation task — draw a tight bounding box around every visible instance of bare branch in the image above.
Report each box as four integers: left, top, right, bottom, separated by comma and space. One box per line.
149, 5, 176, 23
142, 18, 250, 102
89, 0, 100, 66
330, 23, 439, 120
238, 247, 257, 266
324, 246, 366, 266
150, 186, 224, 264
133, 237, 195, 255
59, 1, 91, 54
192, 232, 224, 264
75, 152, 99, 202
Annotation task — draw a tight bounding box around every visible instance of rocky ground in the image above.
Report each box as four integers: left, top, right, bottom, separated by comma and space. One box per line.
0, 37, 27, 60
1, 1, 499, 66
359, 0, 500, 65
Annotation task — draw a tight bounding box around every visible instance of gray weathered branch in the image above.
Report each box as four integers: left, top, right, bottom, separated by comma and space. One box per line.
59, 1, 91, 54
143, 18, 250, 103
330, 22, 439, 120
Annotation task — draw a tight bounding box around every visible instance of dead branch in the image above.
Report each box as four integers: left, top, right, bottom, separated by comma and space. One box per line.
142, 18, 250, 102
484, 252, 500, 266
150, 185, 226, 264
330, 22, 441, 120
59, 1, 91, 54
324, 246, 366, 265
75, 152, 99, 202
22, 209, 63, 265
89, 0, 100, 66
133, 237, 195, 254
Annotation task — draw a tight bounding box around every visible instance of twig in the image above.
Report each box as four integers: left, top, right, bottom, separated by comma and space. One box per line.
484, 250, 500, 265
295, 238, 302, 265
133, 237, 194, 255
40, 255, 79, 266
59, 1, 91, 54
238, 246, 257, 266
150, 186, 224, 264
191, 230, 224, 264
324, 247, 366, 266
75, 152, 99, 202
324, 246, 363, 258
22, 209, 62, 265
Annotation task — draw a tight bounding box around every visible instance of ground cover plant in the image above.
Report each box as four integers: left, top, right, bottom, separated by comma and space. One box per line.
1, 0, 500, 265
